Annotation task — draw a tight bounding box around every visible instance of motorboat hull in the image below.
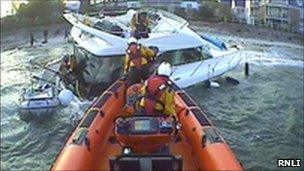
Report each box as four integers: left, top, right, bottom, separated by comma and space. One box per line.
170, 49, 242, 88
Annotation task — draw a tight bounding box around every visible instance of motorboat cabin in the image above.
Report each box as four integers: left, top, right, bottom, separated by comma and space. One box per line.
61, 9, 243, 99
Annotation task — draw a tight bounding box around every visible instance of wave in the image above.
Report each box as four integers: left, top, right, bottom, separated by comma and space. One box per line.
242, 51, 304, 68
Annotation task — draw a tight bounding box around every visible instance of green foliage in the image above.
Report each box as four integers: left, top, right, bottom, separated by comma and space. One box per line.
2, 1, 65, 31
173, 8, 187, 19
17, 1, 64, 20
216, 3, 232, 22
196, 1, 233, 22
198, 4, 216, 21
1, 15, 18, 30
204, 0, 220, 9
18, 1, 46, 20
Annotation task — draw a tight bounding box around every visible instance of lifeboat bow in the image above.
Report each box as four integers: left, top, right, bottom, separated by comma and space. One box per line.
51, 78, 243, 171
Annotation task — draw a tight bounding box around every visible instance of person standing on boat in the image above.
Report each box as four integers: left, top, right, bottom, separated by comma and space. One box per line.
131, 11, 150, 39
137, 62, 176, 116
124, 37, 156, 86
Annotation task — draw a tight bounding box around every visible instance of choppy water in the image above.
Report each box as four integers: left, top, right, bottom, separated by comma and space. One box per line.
1, 37, 303, 170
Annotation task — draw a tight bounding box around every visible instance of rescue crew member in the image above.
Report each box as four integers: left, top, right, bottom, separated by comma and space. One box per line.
124, 83, 144, 115
137, 62, 176, 116
124, 37, 157, 86
130, 11, 149, 39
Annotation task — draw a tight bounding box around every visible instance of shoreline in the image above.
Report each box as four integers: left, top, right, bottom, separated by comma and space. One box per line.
190, 21, 303, 46
1, 21, 303, 52
1, 23, 71, 52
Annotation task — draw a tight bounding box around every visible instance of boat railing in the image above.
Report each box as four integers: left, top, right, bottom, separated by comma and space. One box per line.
210, 49, 243, 76
72, 9, 188, 36
188, 43, 212, 77
142, 8, 188, 27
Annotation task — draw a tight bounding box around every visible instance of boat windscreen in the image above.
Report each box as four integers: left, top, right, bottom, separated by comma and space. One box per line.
93, 20, 124, 37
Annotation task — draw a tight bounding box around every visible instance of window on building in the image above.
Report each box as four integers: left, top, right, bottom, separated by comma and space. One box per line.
296, 0, 303, 6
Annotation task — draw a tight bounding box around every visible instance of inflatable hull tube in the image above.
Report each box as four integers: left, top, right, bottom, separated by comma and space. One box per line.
51, 79, 243, 171
18, 98, 60, 118
51, 79, 126, 170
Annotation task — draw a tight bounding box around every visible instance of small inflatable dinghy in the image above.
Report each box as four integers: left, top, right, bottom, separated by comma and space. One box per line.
18, 78, 61, 118
18, 62, 76, 120
51, 78, 243, 171
18, 82, 77, 121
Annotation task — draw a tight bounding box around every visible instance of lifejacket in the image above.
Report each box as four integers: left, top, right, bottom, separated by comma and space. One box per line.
125, 83, 144, 115
126, 44, 143, 70
143, 75, 171, 114
83, 18, 92, 26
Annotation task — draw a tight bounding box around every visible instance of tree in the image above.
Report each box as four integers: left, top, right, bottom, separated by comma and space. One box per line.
16, 1, 63, 21
198, 0, 232, 21
216, 2, 232, 22
198, 4, 215, 21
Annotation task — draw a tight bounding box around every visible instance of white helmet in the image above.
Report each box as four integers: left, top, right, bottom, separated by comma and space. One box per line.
127, 37, 137, 44
157, 62, 171, 76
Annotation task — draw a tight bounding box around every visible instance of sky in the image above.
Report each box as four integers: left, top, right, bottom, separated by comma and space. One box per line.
1, 1, 13, 18
1, 0, 28, 18
0, 0, 75, 18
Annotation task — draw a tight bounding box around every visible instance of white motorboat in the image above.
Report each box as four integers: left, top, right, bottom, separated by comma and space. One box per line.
61, 8, 243, 98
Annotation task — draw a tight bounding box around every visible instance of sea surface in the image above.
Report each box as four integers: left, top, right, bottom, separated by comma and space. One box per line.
1, 35, 303, 170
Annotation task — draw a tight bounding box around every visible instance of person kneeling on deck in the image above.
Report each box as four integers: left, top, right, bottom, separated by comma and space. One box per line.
136, 62, 176, 116
124, 37, 156, 86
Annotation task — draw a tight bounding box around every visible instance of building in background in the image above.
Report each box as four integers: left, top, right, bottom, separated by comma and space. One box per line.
73, 0, 303, 34
126, 1, 141, 9
66, 1, 81, 12
230, 0, 262, 25
180, 0, 201, 10
144, 0, 180, 7
261, 0, 303, 33
248, 0, 264, 25
288, 0, 303, 34
263, 0, 290, 30
225, 0, 303, 34
230, 0, 248, 23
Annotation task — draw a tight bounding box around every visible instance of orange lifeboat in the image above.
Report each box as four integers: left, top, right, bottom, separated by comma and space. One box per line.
50, 78, 243, 171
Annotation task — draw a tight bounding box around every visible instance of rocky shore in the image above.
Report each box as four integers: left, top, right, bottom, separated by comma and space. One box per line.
1, 21, 303, 52
1, 24, 71, 52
